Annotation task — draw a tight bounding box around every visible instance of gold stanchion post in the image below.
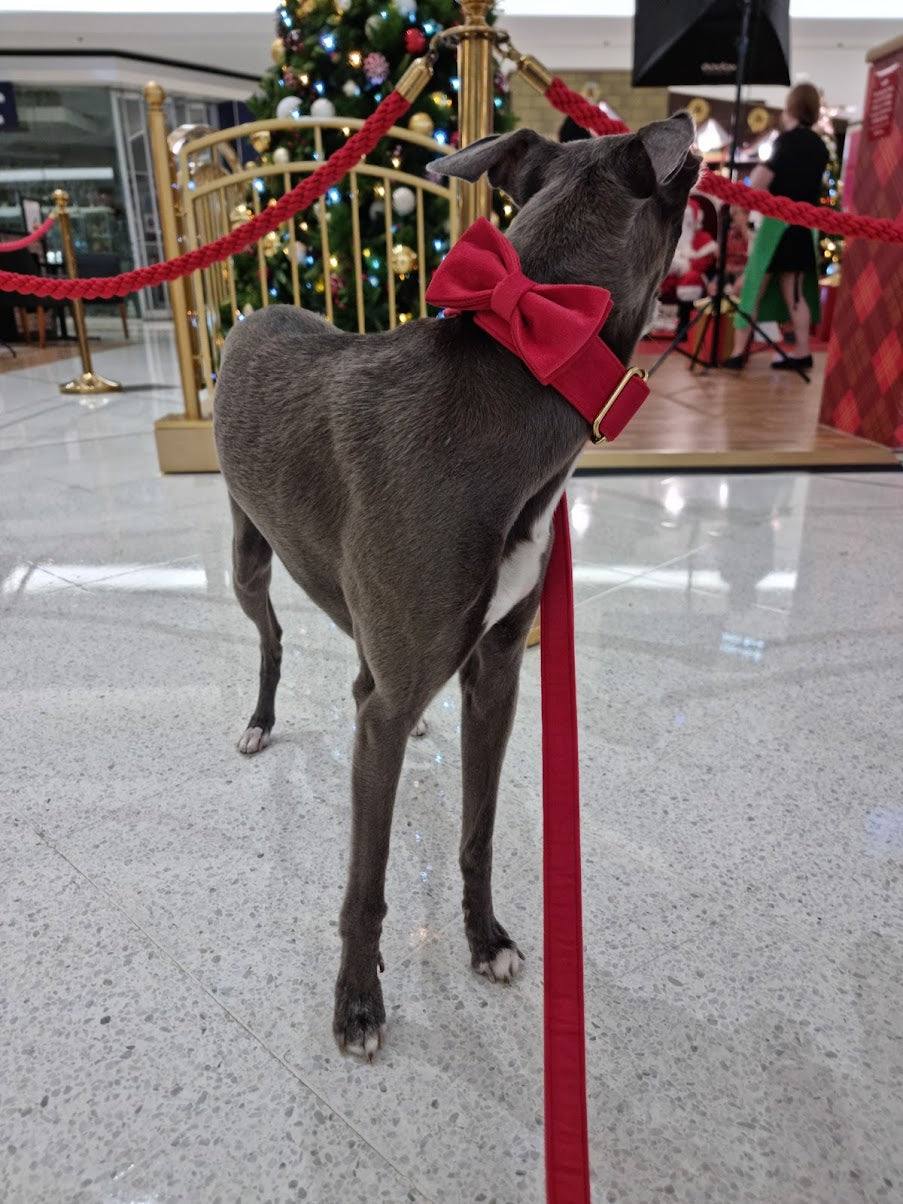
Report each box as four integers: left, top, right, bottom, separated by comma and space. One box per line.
145, 82, 218, 472
456, 0, 495, 229
454, 10, 542, 644
53, 189, 122, 396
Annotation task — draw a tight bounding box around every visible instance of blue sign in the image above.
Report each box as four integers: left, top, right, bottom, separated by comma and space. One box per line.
0, 82, 18, 132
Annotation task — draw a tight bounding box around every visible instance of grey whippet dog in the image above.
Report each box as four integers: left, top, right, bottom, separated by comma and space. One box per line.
214, 114, 699, 1057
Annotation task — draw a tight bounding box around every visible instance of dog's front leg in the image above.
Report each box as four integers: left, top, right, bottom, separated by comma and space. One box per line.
458, 608, 531, 983
334, 669, 414, 1059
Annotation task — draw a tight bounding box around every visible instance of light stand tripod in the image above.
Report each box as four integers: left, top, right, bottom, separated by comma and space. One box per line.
649, 0, 809, 384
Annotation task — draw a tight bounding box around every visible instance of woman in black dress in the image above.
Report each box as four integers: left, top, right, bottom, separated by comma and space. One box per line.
725, 82, 829, 370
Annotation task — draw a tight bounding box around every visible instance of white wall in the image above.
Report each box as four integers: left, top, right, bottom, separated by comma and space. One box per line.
0, 6, 899, 116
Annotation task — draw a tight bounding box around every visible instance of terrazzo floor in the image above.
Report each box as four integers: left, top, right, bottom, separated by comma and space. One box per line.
1, 329, 901, 1203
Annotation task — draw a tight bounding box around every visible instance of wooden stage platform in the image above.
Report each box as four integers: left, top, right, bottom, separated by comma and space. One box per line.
578, 348, 900, 473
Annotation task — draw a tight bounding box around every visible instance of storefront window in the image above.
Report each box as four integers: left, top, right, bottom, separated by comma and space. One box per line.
0, 85, 132, 270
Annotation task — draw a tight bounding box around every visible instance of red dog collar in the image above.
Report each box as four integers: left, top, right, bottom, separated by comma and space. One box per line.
426, 218, 649, 443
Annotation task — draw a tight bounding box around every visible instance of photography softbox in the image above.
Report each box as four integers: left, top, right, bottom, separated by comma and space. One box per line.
632, 0, 790, 87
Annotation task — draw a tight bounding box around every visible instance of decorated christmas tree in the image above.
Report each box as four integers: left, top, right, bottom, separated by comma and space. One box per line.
816, 104, 843, 278
226, 0, 514, 330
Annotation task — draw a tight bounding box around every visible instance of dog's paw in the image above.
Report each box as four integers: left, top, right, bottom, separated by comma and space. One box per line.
237, 725, 270, 755
334, 979, 386, 1061
476, 944, 524, 984
410, 716, 428, 738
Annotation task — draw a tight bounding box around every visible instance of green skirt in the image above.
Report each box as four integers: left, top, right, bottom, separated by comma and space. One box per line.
734, 217, 821, 331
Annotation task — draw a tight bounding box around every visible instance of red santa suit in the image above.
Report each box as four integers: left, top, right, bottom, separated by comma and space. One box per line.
661, 198, 719, 302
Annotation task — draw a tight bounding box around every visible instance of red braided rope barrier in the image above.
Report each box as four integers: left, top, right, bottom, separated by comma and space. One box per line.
545, 76, 903, 245
0, 214, 56, 253
0, 90, 410, 300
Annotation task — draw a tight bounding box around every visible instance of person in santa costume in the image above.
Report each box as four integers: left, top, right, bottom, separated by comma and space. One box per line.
659, 197, 719, 328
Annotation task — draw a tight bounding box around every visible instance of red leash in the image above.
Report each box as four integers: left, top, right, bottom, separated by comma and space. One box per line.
427, 220, 653, 1201
540, 499, 590, 1202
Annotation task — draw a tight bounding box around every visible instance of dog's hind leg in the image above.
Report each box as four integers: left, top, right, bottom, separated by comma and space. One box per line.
229, 495, 283, 755
458, 599, 534, 983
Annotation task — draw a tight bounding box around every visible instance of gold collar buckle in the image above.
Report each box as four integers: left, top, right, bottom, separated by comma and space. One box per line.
591, 366, 648, 444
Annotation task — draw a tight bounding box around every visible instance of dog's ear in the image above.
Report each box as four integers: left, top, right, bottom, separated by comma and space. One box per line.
625, 111, 697, 196
427, 129, 562, 208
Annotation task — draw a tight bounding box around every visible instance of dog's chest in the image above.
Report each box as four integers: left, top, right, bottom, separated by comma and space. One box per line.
483, 486, 566, 630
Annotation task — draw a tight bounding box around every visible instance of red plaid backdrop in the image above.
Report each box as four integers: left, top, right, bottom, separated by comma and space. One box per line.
821, 41, 903, 446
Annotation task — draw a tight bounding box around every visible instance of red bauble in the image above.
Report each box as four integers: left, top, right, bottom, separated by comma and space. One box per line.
404, 28, 428, 55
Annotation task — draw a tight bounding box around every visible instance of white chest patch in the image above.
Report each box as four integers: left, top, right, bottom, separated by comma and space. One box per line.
483, 483, 569, 631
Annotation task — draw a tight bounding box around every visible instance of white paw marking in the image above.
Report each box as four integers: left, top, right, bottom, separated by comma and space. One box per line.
477, 946, 522, 984
411, 716, 428, 738
237, 726, 270, 755
345, 1026, 384, 1060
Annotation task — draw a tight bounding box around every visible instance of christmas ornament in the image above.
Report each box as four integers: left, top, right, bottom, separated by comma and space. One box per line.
263, 230, 280, 257
250, 130, 271, 154
343, 80, 361, 97
687, 97, 711, 125
394, 0, 417, 15
334, 0, 352, 10
276, 95, 303, 120
392, 185, 416, 216
404, 28, 427, 55
284, 240, 308, 262
285, 28, 304, 53
271, 37, 286, 65
242, 302, 255, 317
363, 51, 389, 84
397, 312, 413, 324
314, 278, 326, 294
347, 49, 363, 68
272, 145, 291, 165
408, 111, 434, 137
311, 97, 336, 118
229, 202, 252, 227
364, 14, 383, 40
430, 90, 451, 108
391, 243, 417, 276
747, 105, 770, 134
282, 67, 299, 90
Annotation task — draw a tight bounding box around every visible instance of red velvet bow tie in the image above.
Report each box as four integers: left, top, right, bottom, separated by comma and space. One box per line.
426, 217, 649, 443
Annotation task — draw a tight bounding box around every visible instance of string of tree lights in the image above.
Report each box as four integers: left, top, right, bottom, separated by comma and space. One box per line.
225, 0, 514, 330
814, 102, 844, 277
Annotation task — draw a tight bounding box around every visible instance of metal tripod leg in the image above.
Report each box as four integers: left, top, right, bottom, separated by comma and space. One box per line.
647, 303, 709, 377
726, 296, 810, 383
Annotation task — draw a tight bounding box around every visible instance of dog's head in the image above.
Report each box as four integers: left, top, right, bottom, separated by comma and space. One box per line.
429, 113, 699, 360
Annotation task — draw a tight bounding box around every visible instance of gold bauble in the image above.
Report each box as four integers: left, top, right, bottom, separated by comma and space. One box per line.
250, 129, 271, 154
271, 37, 286, 65
314, 277, 326, 294
391, 243, 418, 277
408, 111, 435, 138
747, 105, 770, 134
686, 97, 711, 125
262, 230, 280, 257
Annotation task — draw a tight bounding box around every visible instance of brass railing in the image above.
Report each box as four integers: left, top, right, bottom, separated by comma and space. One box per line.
146, 0, 496, 472
174, 117, 458, 397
